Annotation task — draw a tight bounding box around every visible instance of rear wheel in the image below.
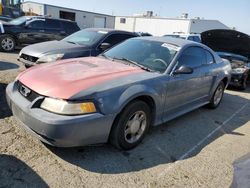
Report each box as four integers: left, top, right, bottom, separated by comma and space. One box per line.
208, 81, 225, 109
0, 35, 16, 52
109, 100, 151, 150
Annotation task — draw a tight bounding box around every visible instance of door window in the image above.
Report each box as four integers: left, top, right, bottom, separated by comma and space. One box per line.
28, 20, 45, 29
102, 34, 135, 47
205, 50, 215, 64
193, 36, 201, 43
177, 47, 206, 69
62, 22, 79, 34
45, 19, 61, 29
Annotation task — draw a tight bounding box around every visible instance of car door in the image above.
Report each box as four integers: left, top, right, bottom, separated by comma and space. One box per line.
93, 33, 136, 56
44, 19, 64, 41
61, 21, 80, 36
164, 46, 207, 116
199, 49, 217, 97
19, 19, 46, 44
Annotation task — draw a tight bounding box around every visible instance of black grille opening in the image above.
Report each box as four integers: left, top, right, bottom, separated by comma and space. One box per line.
16, 81, 41, 102
20, 54, 39, 63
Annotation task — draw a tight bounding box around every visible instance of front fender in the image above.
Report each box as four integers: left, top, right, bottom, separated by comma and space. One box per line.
117, 84, 160, 113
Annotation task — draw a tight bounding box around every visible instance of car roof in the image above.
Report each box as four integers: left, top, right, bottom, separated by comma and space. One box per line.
136, 36, 202, 47
24, 16, 76, 23
85, 28, 138, 35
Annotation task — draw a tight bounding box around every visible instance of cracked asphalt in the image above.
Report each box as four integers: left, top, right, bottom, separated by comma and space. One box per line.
0, 51, 250, 188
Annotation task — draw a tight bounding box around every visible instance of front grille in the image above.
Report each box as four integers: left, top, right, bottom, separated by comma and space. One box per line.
16, 81, 41, 102
20, 53, 39, 63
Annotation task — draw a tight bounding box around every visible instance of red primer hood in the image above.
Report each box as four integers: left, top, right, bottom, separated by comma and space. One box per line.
18, 57, 143, 99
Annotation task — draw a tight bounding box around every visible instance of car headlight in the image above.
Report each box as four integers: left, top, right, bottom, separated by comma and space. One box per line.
40, 98, 97, 115
231, 68, 246, 74
37, 53, 64, 64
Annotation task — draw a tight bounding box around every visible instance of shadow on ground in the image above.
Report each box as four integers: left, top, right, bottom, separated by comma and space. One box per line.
46, 91, 250, 174
0, 155, 48, 187
0, 61, 19, 71
0, 83, 12, 119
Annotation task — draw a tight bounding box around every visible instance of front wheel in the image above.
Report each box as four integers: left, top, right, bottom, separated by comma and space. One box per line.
207, 81, 225, 109
109, 100, 151, 150
0, 35, 16, 52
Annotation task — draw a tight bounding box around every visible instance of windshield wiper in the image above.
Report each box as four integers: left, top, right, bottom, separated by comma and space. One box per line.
100, 54, 113, 60
113, 57, 155, 72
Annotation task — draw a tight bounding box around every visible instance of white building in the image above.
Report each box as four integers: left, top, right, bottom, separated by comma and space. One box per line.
21, 1, 115, 29
115, 15, 229, 36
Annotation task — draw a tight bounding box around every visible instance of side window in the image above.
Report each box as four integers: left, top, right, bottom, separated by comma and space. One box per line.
28, 20, 45, 29
187, 36, 194, 41
62, 22, 79, 34
102, 34, 135, 47
205, 50, 214, 64
177, 47, 206, 69
193, 36, 201, 43
45, 19, 61, 29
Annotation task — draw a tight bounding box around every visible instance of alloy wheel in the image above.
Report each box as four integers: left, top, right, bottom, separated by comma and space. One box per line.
124, 111, 147, 144
1, 37, 14, 51
214, 84, 224, 105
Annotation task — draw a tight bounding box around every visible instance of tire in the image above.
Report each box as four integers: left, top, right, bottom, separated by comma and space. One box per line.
207, 81, 225, 109
239, 75, 248, 90
0, 35, 16, 52
109, 100, 151, 150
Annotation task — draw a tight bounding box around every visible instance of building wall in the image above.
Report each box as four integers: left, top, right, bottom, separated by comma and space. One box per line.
21, 2, 44, 15
45, 6, 115, 29
115, 17, 136, 32
115, 16, 230, 36
115, 16, 190, 36
21, 2, 115, 29
134, 18, 190, 36
189, 19, 229, 33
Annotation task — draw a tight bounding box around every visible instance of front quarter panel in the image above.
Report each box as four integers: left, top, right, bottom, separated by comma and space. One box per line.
97, 82, 165, 126
71, 74, 167, 126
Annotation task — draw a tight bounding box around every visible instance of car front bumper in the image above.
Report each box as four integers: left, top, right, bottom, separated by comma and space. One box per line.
229, 73, 244, 87
17, 57, 36, 68
6, 82, 116, 147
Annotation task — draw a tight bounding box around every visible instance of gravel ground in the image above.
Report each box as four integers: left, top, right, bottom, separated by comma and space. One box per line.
0, 51, 250, 188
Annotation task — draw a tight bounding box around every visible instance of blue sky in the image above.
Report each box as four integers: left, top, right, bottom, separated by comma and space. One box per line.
29, 0, 250, 34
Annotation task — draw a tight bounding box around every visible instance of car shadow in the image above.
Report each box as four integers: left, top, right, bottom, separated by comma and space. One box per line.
0, 61, 19, 71
0, 83, 12, 119
0, 154, 49, 187
46, 91, 250, 174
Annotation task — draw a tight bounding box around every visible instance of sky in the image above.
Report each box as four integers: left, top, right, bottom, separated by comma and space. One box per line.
29, 0, 250, 34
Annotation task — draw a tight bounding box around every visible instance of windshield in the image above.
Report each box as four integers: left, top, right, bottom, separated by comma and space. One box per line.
9, 16, 27, 25
103, 39, 178, 73
62, 30, 106, 46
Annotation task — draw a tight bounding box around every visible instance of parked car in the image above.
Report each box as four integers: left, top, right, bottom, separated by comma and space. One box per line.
18, 28, 138, 68
0, 16, 80, 52
6, 37, 231, 150
201, 29, 250, 90
164, 33, 201, 43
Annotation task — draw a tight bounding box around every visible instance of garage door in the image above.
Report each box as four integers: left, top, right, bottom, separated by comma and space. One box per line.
94, 17, 106, 28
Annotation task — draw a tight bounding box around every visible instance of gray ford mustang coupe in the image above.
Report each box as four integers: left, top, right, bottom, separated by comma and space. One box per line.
6, 37, 231, 150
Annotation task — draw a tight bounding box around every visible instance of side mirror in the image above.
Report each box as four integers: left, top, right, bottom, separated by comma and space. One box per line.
174, 65, 193, 74
100, 43, 111, 51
